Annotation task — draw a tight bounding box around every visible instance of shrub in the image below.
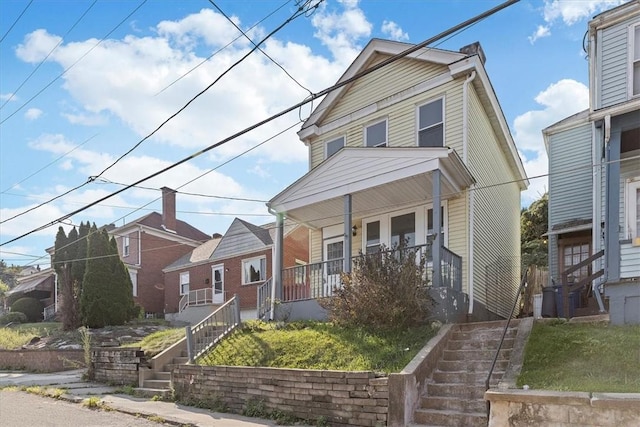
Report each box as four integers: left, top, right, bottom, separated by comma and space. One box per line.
0, 311, 28, 325
320, 244, 434, 331
11, 297, 44, 322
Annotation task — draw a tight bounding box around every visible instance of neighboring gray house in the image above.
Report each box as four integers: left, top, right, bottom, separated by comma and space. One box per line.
544, 0, 640, 324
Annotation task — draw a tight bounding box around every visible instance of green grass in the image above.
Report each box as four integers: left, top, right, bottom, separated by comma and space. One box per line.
198, 320, 437, 374
122, 327, 184, 357
517, 320, 640, 393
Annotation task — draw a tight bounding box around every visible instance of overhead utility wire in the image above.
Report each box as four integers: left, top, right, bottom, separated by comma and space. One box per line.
0, 0, 520, 248
0, 0, 33, 44
0, 0, 148, 125
156, 0, 292, 95
207, 0, 313, 96
94, 0, 322, 181
0, 0, 98, 109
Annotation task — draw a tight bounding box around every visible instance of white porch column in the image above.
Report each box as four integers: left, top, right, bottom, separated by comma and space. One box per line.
433, 170, 442, 287
271, 213, 284, 319
344, 194, 352, 273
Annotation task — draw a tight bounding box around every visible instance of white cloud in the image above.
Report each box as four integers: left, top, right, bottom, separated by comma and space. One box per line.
1, 93, 18, 102
25, 108, 43, 120
542, 0, 626, 26
15, 29, 62, 63
512, 79, 589, 205
62, 111, 107, 126
528, 25, 551, 44
381, 20, 408, 42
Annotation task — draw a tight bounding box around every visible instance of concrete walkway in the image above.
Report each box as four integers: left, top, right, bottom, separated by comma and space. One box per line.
0, 370, 289, 426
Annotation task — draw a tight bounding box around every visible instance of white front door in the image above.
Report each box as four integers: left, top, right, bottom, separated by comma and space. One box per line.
212, 265, 224, 304
324, 237, 344, 296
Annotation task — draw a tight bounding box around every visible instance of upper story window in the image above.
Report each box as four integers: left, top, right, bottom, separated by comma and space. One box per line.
325, 136, 345, 159
242, 256, 266, 285
365, 119, 387, 147
129, 269, 138, 297
180, 272, 190, 295
123, 235, 130, 257
418, 98, 444, 147
631, 23, 640, 98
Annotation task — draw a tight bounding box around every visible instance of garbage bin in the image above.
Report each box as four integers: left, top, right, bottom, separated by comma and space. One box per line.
554, 286, 579, 318
541, 286, 556, 318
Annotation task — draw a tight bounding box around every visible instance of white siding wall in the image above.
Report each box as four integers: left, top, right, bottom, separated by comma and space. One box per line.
467, 86, 521, 318
598, 15, 638, 108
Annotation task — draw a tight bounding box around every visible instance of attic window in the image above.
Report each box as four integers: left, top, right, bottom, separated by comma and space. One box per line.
326, 136, 345, 158
365, 120, 387, 147
418, 98, 444, 147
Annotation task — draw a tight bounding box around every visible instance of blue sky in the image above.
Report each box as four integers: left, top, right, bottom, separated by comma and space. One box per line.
0, 0, 627, 267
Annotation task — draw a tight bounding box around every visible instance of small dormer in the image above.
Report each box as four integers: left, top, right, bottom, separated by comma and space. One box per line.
588, 0, 640, 110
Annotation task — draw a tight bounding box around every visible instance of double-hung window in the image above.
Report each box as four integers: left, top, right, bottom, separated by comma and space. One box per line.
626, 178, 640, 242
242, 256, 266, 284
123, 235, 130, 257
630, 23, 640, 98
418, 98, 444, 147
179, 272, 190, 295
365, 119, 387, 147
326, 136, 345, 159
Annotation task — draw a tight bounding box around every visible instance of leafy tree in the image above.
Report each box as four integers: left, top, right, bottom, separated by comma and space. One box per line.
0, 260, 20, 289
521, 193, 548, 267
80, 229, 134, 328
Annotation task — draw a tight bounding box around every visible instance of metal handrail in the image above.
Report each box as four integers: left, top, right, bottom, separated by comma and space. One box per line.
485, 268, 528, 415
256, 278, 272, 320
185, 294, 240, 362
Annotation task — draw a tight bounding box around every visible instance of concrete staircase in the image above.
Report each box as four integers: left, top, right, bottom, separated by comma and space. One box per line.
411, 320, 519, 427
135, 339, 189, 398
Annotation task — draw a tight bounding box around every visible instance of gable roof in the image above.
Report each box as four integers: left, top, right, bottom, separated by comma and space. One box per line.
210, 218, 273, 261
112, 212, 209, 243
163, 236, 222, 272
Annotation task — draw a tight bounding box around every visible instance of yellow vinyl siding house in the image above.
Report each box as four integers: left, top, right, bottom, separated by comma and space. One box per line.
265, 39, 527, 322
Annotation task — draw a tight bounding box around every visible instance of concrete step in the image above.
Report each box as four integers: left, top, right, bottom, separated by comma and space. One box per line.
436, 359, 508, 372
426, 383, 486, 400
172, 356, 189, 365
456, 319, 519, 331
446, 337, 515, 351
442, 348, 512, 361
420, 396, 487, 413
431, 370, 503, 385
153, 371, 171, 381
451, 329, 516, 342
142, 379, 170, 389
414, 408, 487, 426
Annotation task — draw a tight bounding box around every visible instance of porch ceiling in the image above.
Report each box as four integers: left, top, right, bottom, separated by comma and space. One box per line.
268, 147, 475, 229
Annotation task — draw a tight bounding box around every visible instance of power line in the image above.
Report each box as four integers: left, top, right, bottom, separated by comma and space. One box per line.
0, 0, 33, 44
93, 0, 322, 181
0, 0, 98, 109
0, 133, 99, 195
0, 0, 148, 125
155, 0, 292, 96
0, 0, 519, 248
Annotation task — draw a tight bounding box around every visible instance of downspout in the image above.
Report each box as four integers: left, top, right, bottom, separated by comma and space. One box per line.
137, 226, 142, 266
592, 122, 605, 313
602, 115, 611, 290
463, 70, 476, 314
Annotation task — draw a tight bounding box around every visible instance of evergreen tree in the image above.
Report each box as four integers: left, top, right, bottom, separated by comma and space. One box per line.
54, 226, 79, 330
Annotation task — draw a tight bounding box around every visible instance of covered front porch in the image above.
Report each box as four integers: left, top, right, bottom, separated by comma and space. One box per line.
265, 147, 475, 321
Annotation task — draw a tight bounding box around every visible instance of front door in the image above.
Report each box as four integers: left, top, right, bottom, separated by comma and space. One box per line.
212, 265, 224, 304
324, 237, 344, 296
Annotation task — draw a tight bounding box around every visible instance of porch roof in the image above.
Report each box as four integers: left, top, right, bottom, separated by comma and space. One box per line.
268, 147, 475, 229
6, 273, 53, 296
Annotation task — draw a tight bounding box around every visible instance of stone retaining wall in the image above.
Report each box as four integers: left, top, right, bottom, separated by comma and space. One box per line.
173, 365, 389, 427
0, 349, 84, 372
486, 389, 640, 426
91, 347, 143, 385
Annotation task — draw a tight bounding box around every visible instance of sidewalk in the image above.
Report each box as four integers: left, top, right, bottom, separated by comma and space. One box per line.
0, 370, 286, 426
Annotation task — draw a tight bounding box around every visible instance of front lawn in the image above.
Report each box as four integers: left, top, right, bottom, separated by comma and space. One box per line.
122, 327, 185, 357
0, 323, 64, 349
517, 320, 640, 393
198, 320, 437, 374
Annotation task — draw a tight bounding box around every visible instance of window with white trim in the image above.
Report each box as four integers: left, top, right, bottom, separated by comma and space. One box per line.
365, 119, 387, 147
123, 235, 130, 257
325, 136, 344, 159
626, 178, 640, 241
179, 272, 190, 295
418, 98, 444, 147
630, 23, 640, 97
129, 269, 138, 297
242, 256, 266, 284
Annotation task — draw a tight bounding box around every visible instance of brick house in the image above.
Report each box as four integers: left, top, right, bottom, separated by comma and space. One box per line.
163, 218, 308, 322
109, 187, 210, 316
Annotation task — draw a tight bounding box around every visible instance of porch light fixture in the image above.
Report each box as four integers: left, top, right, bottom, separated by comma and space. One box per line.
352, 225, 358, 237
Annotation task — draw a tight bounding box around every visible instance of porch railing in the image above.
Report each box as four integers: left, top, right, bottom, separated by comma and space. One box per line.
179, 288, 225, 312
256, 278, 272, 320
560, 249, 605, 318
279, 243, 462, 303
185, 294, 241, 362
43, 304, 56, 321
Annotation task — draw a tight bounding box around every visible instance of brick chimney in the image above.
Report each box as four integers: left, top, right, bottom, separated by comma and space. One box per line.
161, 187, 177, 232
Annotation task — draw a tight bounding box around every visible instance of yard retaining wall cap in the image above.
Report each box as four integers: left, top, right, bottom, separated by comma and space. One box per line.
591, 393, 640, 409
485, 389, 591, 405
